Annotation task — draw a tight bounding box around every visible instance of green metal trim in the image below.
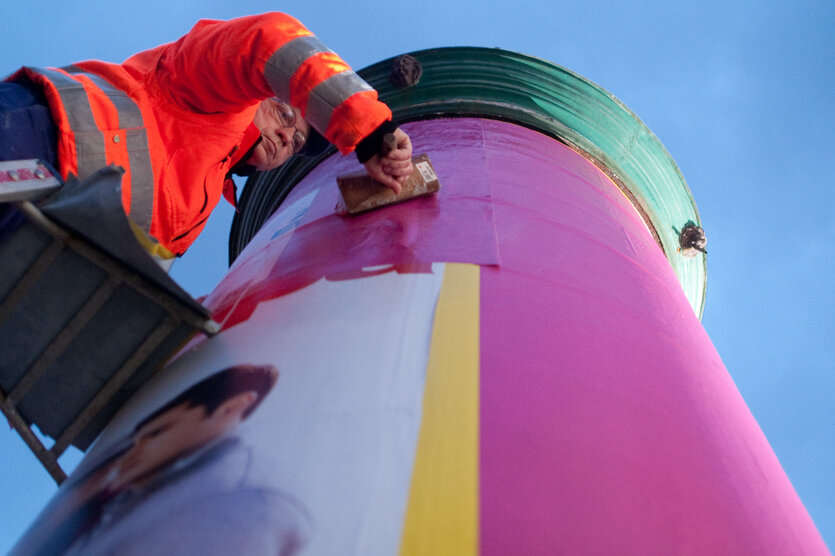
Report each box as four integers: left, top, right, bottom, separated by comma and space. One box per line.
231, 47, 706, 318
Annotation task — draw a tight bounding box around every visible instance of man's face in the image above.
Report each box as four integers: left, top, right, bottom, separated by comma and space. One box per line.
109, 403, 212, 490
247, 99, 311, 171
107, 390, 257, 490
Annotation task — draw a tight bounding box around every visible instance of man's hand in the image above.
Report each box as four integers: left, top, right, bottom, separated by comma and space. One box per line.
363, 127, 413, 194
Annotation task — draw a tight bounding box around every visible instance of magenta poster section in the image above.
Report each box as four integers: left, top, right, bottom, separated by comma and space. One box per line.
471, 119, 825, 554
11, 267, 445, 555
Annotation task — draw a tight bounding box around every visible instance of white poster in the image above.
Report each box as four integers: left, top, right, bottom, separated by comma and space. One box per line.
11, 266, 445, 556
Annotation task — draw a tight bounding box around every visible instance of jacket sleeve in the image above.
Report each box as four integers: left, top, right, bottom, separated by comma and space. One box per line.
144, 13, 392, 154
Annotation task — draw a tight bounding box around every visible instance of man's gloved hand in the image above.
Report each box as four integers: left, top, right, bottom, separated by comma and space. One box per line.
363, 127, 413, 194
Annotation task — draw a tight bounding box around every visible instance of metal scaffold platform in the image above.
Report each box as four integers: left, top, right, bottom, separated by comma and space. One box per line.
0, 161, 218, 483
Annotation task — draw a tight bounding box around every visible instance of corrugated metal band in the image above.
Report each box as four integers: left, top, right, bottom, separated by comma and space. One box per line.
31, 66, 155, 232
264, 35, 334, 103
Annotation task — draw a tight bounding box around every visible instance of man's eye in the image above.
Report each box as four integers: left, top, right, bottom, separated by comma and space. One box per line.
276, 102, 296, 127
146, 426, 168, 439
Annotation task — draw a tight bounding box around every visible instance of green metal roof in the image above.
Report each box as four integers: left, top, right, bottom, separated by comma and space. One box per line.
231, 47, 706, 318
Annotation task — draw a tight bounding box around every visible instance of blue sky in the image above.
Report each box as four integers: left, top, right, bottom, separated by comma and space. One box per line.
1, 0, 832, 551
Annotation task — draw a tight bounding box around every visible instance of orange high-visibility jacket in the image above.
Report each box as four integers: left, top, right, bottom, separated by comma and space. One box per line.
13, 13, 392, 255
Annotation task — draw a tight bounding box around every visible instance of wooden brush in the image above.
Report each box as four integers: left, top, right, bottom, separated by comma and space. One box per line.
336, 137, 440, 215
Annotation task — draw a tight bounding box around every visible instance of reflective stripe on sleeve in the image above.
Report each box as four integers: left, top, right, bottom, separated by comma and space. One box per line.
68, 69, 155, 232
125, 129, 154, 232
73, 70, 144, 128
43, 66, 155, 233
305, 70, 374, 135
263, 35, 334, 101
31, 67, 107, 180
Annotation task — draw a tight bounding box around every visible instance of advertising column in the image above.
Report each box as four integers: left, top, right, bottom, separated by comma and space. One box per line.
10, 49, 827, 556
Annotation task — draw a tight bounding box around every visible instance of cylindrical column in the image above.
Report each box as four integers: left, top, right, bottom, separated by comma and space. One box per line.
10, 49, 826, 555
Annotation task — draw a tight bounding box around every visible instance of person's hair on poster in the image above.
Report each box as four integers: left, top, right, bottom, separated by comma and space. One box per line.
10, 363, 313, 556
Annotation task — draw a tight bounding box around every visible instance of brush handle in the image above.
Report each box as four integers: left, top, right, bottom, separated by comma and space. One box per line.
380, 133, 397, 157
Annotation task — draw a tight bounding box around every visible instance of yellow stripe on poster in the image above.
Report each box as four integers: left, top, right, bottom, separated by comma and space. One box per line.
400, 263, 480, 556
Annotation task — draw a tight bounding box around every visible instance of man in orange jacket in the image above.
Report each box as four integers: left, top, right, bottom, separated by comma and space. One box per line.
0, 13, 413, 258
